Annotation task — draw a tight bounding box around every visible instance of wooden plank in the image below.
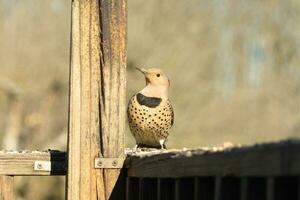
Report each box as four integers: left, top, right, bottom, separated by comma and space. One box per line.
240, 178, 248, 200
220, 177, 241, 200
247, 177, 266, 200
298, 177, 300, 200
126, 177, 139, 200
194, 177, 198, 200
127, 140, 300, 177
197, 177, 215, 200
0, 176, 13, 200
157, 178, 161, 200
178, 178, 194, 200
214, 176, 221, 200
175, 179, 180, 200
66, 0, 126, 199
141, 178, 157, 200
160, 178, 175, 200
0, 151, 66, 176
273, 177, 298, 200
267, 177, 274, 200
126, 177, 130, 200
139, 178, 143, 200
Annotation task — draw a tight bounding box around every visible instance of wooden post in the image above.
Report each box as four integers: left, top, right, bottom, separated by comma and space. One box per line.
0, 176, 14, 200
66, 0, 126, 199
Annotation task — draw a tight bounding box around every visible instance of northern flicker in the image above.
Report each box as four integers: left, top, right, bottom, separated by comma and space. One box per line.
127, 68, 174, 149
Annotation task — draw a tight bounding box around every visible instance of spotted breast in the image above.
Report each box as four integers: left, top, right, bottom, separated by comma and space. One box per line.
127, 93, 174, 148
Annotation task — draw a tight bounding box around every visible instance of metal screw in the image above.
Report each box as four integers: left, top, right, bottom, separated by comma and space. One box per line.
97, 161, 103, 167
37, 163, 43, 169
112, 160, 118, 167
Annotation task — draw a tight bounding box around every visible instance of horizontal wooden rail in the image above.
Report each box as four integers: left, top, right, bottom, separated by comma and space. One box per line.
0, 150, 66, 176
0, 139, 299, 177
126, 139, 300, 177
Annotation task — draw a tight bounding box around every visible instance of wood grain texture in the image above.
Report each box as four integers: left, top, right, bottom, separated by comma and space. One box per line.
66, 0, 126, 199
0, 176, 13, 200
0, 151, 66, 176
127, 140, 300, 177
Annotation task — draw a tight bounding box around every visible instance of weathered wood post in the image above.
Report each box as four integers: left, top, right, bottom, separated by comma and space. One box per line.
0, 176, 14, 200
67, 0, 126, 199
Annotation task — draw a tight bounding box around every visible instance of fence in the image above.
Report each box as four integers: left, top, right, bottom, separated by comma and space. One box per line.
0, 0, 300, 200
0, 140, 300, 199
126, 140, 300, 200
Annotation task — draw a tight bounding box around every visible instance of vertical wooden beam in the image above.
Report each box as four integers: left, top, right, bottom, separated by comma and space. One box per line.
126, 178, 139, 200
197, 177, 215, 200
139, 178, 143, 200
175, 179, 180, 200
240, 178, 248, 200
220, 177, 241, 200
66, 0, 127, 199
160, 178, 175, 200
141, 178, 157, 200
178, 178, 195, 200
0, 176, 14, 200
126, 177, 130, 200
157, 178, 161, 200
267, 177, 274, 200
298, 177, 300, 200
247, 177, 266, 200
194, 177, 199, 200
214, 176, 221, 200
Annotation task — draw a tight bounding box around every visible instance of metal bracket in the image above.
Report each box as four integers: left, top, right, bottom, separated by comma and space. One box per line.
34, 161, 51, 171
94, 157, 125, 169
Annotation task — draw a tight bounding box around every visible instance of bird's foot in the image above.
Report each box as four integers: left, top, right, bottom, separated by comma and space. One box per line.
132, 144, 138, 153
159, 139, 167, 151
133, 144, 143, 153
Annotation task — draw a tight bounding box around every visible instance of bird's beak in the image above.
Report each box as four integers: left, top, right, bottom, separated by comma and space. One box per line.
136, 67, 151, 84
136, 67, 147, 74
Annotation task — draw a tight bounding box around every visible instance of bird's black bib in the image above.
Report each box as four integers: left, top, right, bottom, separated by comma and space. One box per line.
136, 93, 162, 108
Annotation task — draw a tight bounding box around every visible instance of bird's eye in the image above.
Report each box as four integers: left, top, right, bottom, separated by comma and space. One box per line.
156, 74, 160, 77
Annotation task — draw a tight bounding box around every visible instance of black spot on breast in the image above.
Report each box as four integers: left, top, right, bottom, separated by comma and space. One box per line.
136, 93, 162, 108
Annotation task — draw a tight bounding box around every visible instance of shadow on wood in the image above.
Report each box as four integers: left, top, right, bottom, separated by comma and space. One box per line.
50, 150, 67, 175
109, 168, 126, 200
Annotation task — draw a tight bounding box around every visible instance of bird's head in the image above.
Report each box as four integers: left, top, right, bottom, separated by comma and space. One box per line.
136, 67, 170, 87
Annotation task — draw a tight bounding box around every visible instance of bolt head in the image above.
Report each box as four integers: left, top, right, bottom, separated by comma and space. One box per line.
37, 163, 43, 169
97, 161, 102, 166
112, 160, 118, 167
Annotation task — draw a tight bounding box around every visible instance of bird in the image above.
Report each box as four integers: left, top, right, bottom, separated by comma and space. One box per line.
127, 67, 174, 149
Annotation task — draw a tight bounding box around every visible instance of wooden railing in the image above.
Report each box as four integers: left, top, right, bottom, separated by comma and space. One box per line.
125, 139, 300, 200
0, 140, 299, 199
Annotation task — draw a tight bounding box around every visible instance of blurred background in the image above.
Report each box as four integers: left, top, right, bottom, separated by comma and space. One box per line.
0, 0, 300, 199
